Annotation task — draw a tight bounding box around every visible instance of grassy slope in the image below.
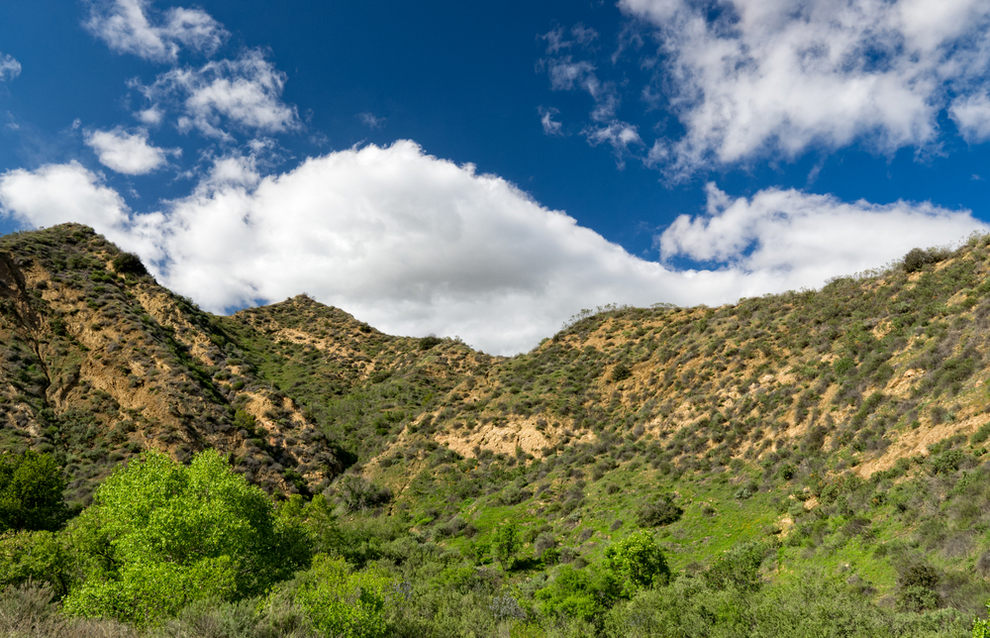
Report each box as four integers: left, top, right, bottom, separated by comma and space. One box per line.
218, 235, 990, 617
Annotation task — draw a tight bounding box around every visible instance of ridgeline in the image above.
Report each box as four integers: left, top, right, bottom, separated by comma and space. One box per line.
1, 223, 988, 636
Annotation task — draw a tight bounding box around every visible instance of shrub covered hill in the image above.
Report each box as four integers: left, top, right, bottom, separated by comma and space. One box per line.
0, 224, 346, 500
3, 222, 990, 635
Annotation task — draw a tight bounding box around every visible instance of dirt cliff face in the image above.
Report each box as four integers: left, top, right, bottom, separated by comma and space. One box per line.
0, 224, 342, 502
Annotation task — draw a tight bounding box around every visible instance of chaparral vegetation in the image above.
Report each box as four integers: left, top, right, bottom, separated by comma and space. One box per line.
1, 224, 989, 636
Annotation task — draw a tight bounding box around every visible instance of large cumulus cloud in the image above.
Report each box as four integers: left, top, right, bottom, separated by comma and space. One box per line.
2, 142, 985, 354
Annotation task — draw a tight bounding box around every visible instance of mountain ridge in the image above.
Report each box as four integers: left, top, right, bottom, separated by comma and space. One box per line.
4, 223, 990, 497
2, 223, 990, 620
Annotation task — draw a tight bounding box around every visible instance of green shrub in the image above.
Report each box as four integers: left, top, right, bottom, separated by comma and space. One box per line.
111, 252, 147, 276
902, 247, 947, 273
929, 449, 965, 475
974, 602, 990, 638
896, 560, 941, 612
418, 335, 443, 351
536, 564, 617, 622
490, 520, 522, 570
636, 494, 683, 527
289, 554, 392, 638
611, 363, 632, 382
704, 541, 768, 592
0, 530, 71, 596
971, 423, 990, 445
328, 475, 393, 513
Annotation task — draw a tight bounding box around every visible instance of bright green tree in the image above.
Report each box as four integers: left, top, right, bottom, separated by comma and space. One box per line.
536, 563, 617, 622
491, 521, 521, 570
290, 554, 392, 638
62, 449, 308, 625
603, 530, 670, 598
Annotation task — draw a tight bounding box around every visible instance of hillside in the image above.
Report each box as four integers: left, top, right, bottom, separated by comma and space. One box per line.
0, 224, 344, 500
1, 224, 989, 635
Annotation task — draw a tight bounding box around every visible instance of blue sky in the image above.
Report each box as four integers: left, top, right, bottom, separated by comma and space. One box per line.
0, 0, 989, 353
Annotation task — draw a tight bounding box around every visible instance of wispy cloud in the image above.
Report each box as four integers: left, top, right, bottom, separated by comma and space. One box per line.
541, 24, 599, 55
357, 112, 385, 129
539, 106, 563, 136
2, 142, 984, 354
84, 0, 227, 62
84, 127, 177, 174
584, 121, 642, 164
0, 53, 21, 82
539, 31, 641, 163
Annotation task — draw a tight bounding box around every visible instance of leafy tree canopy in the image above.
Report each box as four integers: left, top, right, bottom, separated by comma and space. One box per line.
0, 450, 67, 533
603, 529, 670, 597
62, 449, 308, 625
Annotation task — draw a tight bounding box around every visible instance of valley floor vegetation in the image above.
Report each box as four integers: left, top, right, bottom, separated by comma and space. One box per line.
0, 447, 987, 637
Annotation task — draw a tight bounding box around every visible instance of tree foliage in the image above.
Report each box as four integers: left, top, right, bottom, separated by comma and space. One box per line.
603, 530, 670, 596
0, 450, 68, 533
289, 554, 392, 638
491, 521, 521, 570
703, 541, 769, 592
974, 602, 990, 638
110, 251, 147, 276
62, 450, 308, 625
0, 530, 71, 596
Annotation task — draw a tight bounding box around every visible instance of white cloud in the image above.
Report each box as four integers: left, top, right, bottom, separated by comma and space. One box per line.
200, 154, 261, 190
950, 93, 990, 143
1, 143, 984, 354
542, 24, 599, 54
136, 106, 164, 125
546, 58, 597, 93
85, 0, 227, 62
540, 32, 645, 162
618, 0, 990, 174
0, 162, 128, 230
139, 49, 298, 138
85, 127, 175, 174
659, 184, 987, 279
0, 54, 21, 82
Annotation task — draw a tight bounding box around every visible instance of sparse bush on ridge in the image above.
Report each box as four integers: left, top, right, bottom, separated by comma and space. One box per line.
903, 246, 948, 273
111, 252, 147, 277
